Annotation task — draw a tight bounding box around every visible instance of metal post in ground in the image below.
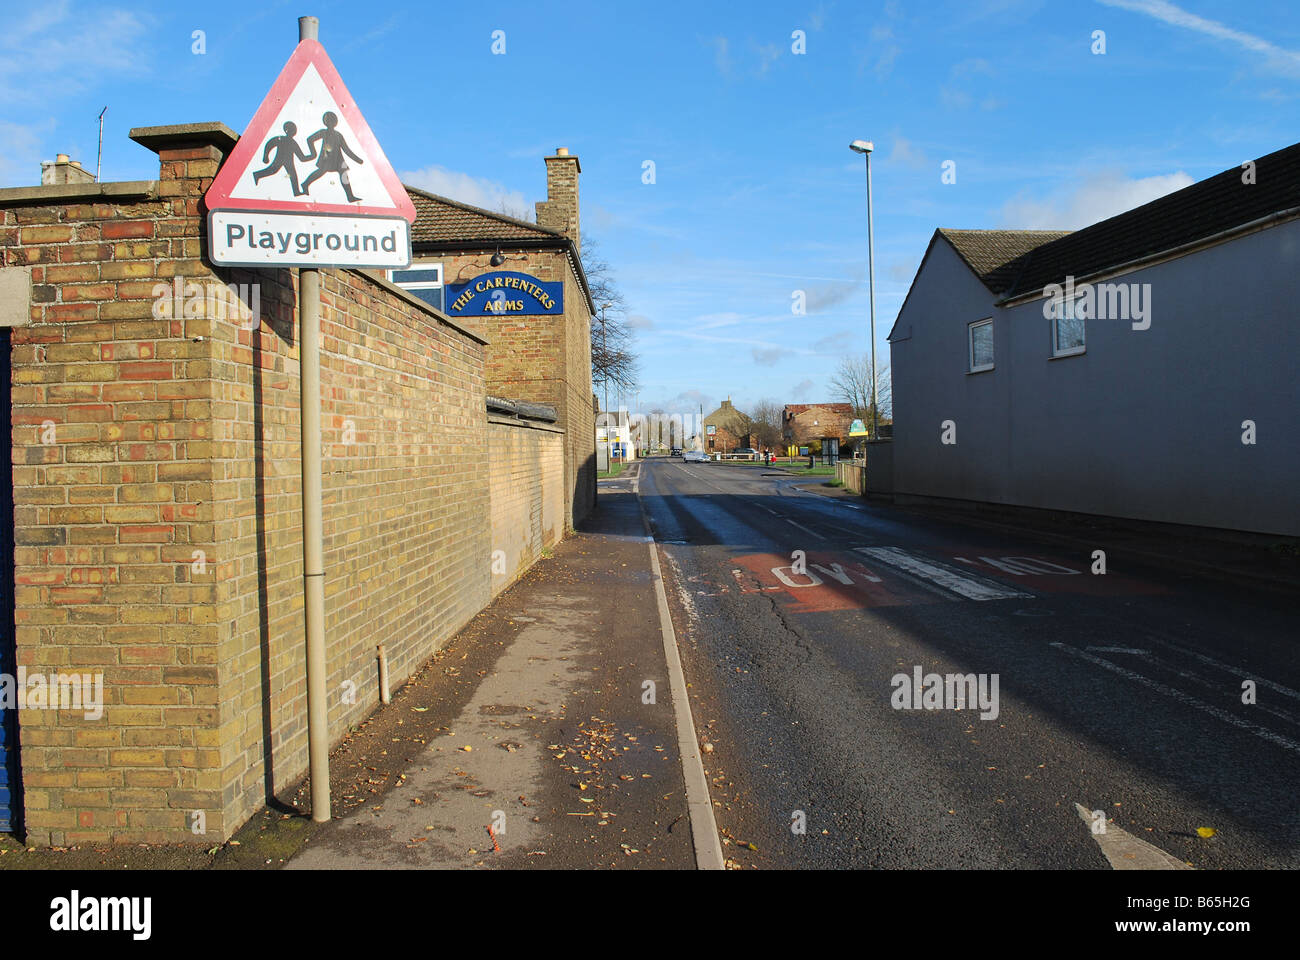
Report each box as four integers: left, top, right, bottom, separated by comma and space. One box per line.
297, 14, 330, 824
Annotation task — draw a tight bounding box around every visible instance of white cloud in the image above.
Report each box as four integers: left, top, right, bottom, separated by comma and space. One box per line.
400, 165, 531, 219
813, 330, 856, 353
651, 390, 715, 415
868, 26, 901, 79
803, 277, 861, 312
710, 36, 733, 76
627, 314, 655, 331
887, 136, 929, 171
752, 347, 790, 367
999, 169, 1194, 230
1098, 0, 1300, 76
940, 59, 999, 111
0, 2, 148, 102
791, 378, 815, 400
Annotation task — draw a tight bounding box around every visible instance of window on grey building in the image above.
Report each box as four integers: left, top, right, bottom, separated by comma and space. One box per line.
388, 263, 445, 312
1051, 296, 1086, 357
969, 318, 994, 372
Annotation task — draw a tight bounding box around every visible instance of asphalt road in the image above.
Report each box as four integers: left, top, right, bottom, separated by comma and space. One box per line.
638, 458, 1300, 870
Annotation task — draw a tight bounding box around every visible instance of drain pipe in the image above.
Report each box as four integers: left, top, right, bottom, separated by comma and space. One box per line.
297, 13, 331, 824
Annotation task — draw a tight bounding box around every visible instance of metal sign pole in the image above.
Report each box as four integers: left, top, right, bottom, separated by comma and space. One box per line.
297, 14, 330, 824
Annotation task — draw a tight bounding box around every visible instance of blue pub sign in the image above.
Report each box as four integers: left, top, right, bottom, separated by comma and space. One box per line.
443, 271, 564, 318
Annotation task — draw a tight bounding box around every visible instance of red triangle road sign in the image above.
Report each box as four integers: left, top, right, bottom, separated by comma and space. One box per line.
207, 38, 415, 221
206, 38, 415, 268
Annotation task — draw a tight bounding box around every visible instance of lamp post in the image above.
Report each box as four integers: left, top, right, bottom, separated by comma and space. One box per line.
599, 305, 610, 461
849, 139, 878, 441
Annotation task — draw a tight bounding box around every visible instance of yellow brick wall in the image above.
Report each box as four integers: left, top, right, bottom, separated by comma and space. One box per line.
487, 418, 564, 597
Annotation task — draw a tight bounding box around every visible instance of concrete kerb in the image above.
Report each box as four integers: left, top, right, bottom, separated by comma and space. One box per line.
633, 472, 725, 871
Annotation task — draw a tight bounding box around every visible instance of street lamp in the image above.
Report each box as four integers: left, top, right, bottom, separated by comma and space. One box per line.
598, 305, 612, 462
849, 139, 879, 441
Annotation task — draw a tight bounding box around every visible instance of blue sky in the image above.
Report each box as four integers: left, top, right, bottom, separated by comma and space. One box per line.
3, 0, 1298, 416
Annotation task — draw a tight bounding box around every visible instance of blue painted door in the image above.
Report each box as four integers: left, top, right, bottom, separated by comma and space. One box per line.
0, 329, 16, 833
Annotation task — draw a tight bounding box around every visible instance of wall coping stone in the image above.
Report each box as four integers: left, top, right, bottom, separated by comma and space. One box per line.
129, 122, 239, 155
0, 180, 158, 207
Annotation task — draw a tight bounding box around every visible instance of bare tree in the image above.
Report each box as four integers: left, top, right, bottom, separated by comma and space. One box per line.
829, 354, 892, 428
581, 235, 639, 396
496, 199, 534, 223
743, 398, 784, 451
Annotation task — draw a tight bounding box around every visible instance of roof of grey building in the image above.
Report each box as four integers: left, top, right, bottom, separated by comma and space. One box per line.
940, 139, 1300, 301
938, 230, 1073, 295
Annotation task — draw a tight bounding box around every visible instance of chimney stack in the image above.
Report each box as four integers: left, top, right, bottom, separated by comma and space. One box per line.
41, 154, 95, 186
535, 147, 580, 254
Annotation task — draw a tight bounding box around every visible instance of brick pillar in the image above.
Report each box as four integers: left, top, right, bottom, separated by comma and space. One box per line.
7, 122, 245, 845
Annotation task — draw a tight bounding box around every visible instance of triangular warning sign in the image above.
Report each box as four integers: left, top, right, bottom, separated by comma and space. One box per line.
206, 39, 415, 222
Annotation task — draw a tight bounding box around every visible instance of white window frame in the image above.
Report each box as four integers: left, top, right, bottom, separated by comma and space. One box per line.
968, 318, 994, 373
1050, 294, 1086, 358
388, 261, 445, 311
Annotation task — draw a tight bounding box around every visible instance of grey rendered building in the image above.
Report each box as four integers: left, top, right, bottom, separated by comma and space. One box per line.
888, 142, 1300, 536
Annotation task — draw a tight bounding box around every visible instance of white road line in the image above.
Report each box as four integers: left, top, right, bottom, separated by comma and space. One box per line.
1051, 643, 1300, 755
636, 498, 725, 871
1079, 635, 1300, 729
783, 518, 823, 540
1142, 634, 1300, 704
1073, 803, 1191, 870
1131, 649, 1300, 730
855, 546, 1031, 601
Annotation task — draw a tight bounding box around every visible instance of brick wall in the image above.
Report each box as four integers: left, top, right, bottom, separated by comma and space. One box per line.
420, 247, 594, 529
784, 405, 854, 445
210, 264, 491, 838
2, 127, 494, 844
563, 268, 595, 524
487, 418, 563, 597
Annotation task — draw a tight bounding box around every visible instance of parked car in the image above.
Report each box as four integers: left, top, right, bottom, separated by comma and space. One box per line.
683, 450, 709, 463
670, 447, 683, 457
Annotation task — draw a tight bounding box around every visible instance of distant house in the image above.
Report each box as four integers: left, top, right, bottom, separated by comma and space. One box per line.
702, 398, 752, 454
596, 408, 638, 461
782, 403, 853, 456
887, 141, 1300, 536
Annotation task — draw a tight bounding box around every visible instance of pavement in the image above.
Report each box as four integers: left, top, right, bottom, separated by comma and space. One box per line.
285, 461, 701, 869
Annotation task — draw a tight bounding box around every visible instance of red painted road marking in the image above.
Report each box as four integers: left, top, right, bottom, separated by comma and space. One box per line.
732, 551, 926, 612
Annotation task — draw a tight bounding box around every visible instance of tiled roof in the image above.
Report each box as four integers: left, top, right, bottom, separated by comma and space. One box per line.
784, 403, 853, 415
938, 230, 1072, 295
703, 403, 749, 431
405, 186, 565, 246
942, 139, 1300, 300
